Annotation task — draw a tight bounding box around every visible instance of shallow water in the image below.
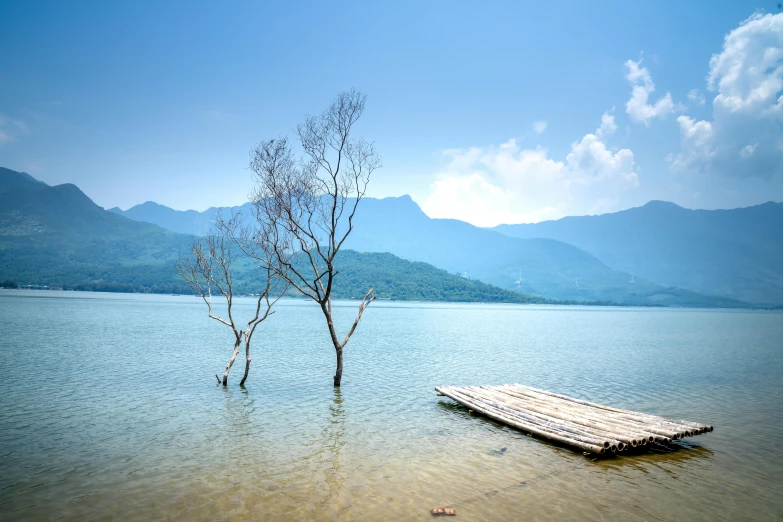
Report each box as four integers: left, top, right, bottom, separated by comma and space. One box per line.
1, 290, 782, 521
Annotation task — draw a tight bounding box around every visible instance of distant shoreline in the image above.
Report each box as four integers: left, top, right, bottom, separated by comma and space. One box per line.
2, 286, 777, 310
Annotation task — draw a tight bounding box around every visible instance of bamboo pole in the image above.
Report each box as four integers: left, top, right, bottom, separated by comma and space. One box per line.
459, 388, 628, 453
452, 387, 617, 449
494, 385, 667, 441
511, 384, 713, 433
458, 388, 632, 453
512, 384, 708, 437
436, 387, 606, 455
438, 386, 608, 454
488, 389, 648, 448
436, 384, 712, 454
472, 386, 649, 448
506, 384, 690, 439
444, 387, 612, 447
447, 387, 610, 455
469, 387, 633, 444
493, 385, 678, 442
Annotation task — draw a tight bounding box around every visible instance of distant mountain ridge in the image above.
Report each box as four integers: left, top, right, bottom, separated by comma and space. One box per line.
108, 187, 749, 307
8, 166, 770, 306
492, 200, 783, 305
109, 201, 253, 236
0, 167, 195, 293
0, 167, 552, 303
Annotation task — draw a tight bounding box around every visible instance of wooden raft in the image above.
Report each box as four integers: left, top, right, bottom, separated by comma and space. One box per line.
435, 384, 713, 455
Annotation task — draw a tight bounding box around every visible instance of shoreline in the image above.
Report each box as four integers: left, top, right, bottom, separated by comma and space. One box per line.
1, 286, 776, 310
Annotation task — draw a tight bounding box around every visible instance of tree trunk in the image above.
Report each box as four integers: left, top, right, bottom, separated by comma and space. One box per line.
321, 302, 345, 387
222, 338, 242, 386
333, 347, 343, 387
240, 339, 251, 387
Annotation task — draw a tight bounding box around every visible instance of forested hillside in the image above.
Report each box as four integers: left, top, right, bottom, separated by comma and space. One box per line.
0, 168, 549, 303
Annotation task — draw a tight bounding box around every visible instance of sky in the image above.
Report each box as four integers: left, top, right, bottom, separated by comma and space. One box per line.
1, 0, 782, 226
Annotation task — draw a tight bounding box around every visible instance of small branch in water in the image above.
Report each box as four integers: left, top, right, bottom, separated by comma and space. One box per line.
215, 374, 221, 384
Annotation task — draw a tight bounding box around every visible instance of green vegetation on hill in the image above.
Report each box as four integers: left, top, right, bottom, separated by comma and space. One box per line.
0, 167, 194, 293
0, 168, 756, 307
289, 251, 548, 303
111, 192, 754, 307
493, 200, 783, 305
0, 279, 18, 289
0, 168, 549, 303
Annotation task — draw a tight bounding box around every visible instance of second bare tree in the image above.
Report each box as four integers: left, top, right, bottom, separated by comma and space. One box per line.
236, 90, 381, 387
176, 233, 286, 386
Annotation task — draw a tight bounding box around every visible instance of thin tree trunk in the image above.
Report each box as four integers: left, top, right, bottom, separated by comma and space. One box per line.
321, 303, 345, 387
333, 347, 343, 387
223, 338, 242, 386
240, 339, 252, 387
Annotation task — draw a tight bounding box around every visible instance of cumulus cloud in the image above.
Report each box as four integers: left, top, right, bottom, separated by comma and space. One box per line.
0, 114, 28, 145
625, 59, 675, 125
670, 12, 783, 178
596, 112, 617, 137
687, 89, 706, 105
421, 113, 638, 226
533, 120, 548, 134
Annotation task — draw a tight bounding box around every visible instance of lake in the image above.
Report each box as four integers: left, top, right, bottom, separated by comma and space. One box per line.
1, 290, 782, 521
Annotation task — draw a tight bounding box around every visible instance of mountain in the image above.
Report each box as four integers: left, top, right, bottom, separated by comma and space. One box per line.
341, 197, 749, 306
0, 168, 546, 303
275, 251, 547, 303
109, 201, 252, 236
492, 200, 783, 305
0, 167, 194, 292
109, 191, 744, 307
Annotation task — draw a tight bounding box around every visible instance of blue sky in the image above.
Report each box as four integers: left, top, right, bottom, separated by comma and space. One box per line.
1, 1, 781, 226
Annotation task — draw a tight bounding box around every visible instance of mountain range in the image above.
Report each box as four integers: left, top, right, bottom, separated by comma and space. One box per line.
0, 167, 548, 303
0, 168, 193, 293
106, 184, 775, 307
4, 166, 778, 306
493, 201, 783, 305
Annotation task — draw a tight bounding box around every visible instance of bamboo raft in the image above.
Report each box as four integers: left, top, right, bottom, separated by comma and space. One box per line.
435, 384, 713, 455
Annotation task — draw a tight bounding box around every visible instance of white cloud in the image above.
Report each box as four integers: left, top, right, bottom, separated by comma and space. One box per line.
533, 120, 548, 134
424, 173, 535, 226
625, 59, 675, 125
566, 127, 637, 186
739, 143, 758, 158
0, 114, 29, 145
421, 114, 638, 226
596, 112, 617, 137
687, 88, 706, 105
708, 13, 783, 115
671, 12, 783, 178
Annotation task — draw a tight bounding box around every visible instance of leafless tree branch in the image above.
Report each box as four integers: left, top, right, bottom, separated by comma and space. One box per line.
176, 224, 288, 386
245, 89, 381, 386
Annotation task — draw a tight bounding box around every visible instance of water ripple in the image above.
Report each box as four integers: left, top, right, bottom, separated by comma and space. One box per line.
0, 293, 781, 520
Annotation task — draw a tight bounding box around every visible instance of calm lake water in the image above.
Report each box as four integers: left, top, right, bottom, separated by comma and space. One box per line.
1, 290, 782, 521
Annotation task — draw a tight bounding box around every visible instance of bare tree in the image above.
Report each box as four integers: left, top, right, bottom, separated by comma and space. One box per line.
176, 233, 286, 386
240, 90, 381, 387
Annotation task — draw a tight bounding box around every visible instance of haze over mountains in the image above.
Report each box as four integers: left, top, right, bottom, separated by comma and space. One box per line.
4, 166, 779, 306
0, 168, 546, 303
108, 184, 780, 307
107, 201, 246, 237
0, 168, 193, 293
493, 201, 783, 305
